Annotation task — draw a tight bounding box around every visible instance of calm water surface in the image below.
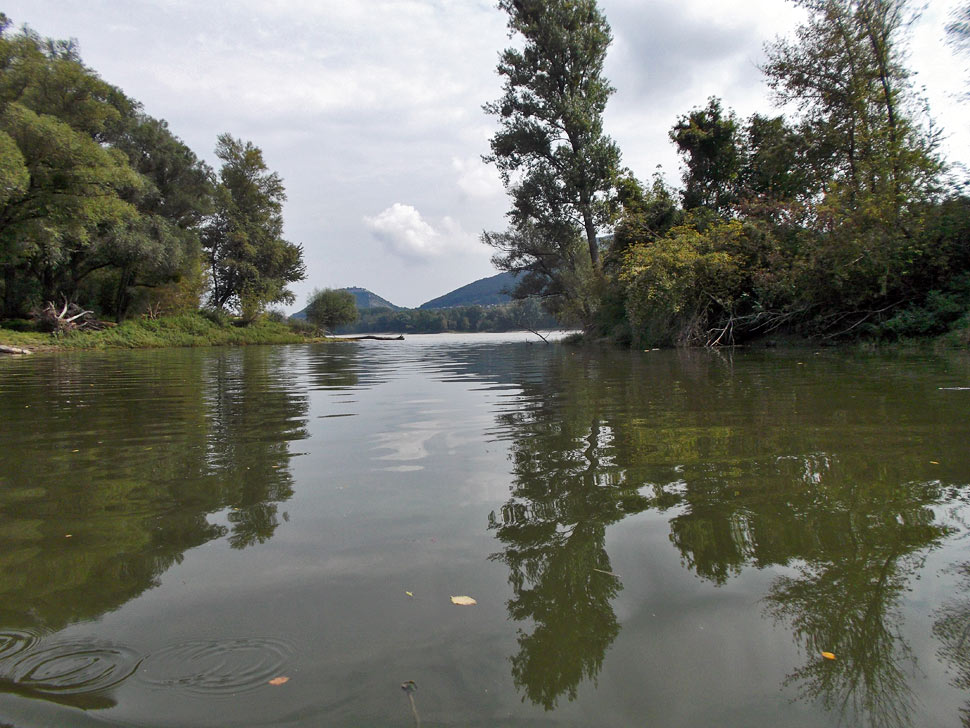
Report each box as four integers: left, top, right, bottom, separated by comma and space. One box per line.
0, 334, 968, 727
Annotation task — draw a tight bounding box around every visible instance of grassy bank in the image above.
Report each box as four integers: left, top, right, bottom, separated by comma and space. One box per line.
0, 313, 326, 352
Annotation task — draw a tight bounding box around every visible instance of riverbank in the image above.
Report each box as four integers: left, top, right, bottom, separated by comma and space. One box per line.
3, 312, 966, 354
0, 313, 327, 353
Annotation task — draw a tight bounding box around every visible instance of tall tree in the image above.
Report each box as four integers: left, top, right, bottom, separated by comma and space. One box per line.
202, 134, 305, 318
762, 0, 937, 211
0, 17, 212, 320
97, 112, 214, 318
0, 19, 141, 315
761, 0, 942, 320
484, 0, 620, 325
670, 97, 743, 214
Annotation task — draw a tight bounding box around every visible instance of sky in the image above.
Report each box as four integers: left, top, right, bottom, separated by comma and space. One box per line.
6, 0, 967, 310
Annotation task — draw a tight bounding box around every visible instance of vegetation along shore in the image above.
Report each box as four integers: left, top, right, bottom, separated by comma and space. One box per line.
2, 2, 970, 351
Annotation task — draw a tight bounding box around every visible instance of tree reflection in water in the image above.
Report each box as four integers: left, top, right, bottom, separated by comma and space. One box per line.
485, 346, 968, 724
0, 347, 315, 708
934, 560, 970, 727
488, 351, 653, 709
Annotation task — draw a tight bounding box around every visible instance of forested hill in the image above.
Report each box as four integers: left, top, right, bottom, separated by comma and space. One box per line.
419, 272, 518, 309
291, 287, 399, 319
341, 287, 400, 310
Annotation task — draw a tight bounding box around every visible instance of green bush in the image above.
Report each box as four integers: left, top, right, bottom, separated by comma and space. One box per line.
0, 318, 38, 332
199, 307, 231, 327
878, 276, 970, 339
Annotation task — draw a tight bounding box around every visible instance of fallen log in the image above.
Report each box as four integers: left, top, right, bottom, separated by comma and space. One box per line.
0, 344, 33, 355
342, 335, 405, 341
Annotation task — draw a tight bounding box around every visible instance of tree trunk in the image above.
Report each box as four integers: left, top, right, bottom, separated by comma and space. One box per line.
581, 193, 600, 270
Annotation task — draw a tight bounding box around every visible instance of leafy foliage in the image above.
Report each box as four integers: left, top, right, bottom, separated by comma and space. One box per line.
484, 0, 621, 327
606, 0, 966, 347
304, 288, 358, 333
203, 134, 305, 319
0, 17, 301, 326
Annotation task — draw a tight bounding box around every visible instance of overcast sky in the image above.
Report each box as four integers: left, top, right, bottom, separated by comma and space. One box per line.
6, 0, 967, 309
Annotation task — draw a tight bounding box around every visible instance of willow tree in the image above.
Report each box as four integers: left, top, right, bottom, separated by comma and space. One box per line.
483, 0, 620, 325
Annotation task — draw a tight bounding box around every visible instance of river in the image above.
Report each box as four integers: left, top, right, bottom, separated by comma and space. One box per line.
0, 334, 968, 727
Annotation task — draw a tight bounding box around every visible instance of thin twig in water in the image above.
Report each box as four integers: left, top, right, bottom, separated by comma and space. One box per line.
401, 681, 421, 727
592, 568, 620, 578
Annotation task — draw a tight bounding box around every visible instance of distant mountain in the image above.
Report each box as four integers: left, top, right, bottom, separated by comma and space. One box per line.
342, 287, 401, 310
290, 286, 400, 319
419, 271, 519, 309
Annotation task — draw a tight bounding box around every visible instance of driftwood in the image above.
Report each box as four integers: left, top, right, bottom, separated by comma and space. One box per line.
343, 335, 405, 341
0, 344, 33, 355
33, 298, 111, 333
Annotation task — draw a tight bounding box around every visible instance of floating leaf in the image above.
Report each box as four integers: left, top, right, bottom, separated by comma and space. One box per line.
405, 591, 413, 598
450, 595, 477, 606
268, 676, 289, 686
930, 461, 940, 465
821, 652, 836, 661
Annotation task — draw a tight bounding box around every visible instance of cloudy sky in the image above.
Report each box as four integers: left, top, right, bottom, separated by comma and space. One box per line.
6, 0, 967, 309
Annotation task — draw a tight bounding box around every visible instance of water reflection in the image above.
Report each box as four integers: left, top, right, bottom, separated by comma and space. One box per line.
488, 350, 653, 709
0, 634, 140, 710
0, 346, 312, 706
934, 559, 970, 727
485, 347, 970, 723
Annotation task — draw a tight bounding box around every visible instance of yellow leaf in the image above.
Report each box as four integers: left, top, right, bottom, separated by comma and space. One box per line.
450, 595, 477, 606
268, 676, 289, 686
821, 651, 836, 661
930, 461, 940, 465
405, 591, 413, 597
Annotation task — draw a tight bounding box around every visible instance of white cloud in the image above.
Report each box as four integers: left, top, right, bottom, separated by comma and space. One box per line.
453, 155, 504, 200
366, 203, 440, 260
365, 204, 480, 262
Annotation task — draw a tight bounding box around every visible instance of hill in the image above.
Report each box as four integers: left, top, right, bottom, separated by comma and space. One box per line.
419, 271, 518, 309
342, 287, 401, 310
290, 287, 400, 320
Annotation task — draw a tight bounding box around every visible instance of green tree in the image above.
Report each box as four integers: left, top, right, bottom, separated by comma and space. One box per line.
0, 21, 143, 315
93, 111, 214, 319
0, 18, 212, 321
763, 0, 941, 218
483, 0, 621, 326
670, 97, 743, 214
304, 287, 358, 333
759, 0, 945, 333
202, 134, 305, 319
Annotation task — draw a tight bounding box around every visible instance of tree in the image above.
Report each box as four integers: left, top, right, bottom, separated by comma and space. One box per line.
202, 134, 305, 319
484, 0, 621, 325
948, 4, 970, 51
0, 21, 142, 316
762, 0, 938, 211
304, 288, 358, 333
761, 0, 943, 328
670, 98, 743, 214
948, 3, 970, 102
97, 112, 214, 318
0, 18, 213, 320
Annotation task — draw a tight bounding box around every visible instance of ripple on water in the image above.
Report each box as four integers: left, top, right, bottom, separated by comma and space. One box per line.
0, 629, 40, 662
137, 638, 294, 697
3, 640, 141, 694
